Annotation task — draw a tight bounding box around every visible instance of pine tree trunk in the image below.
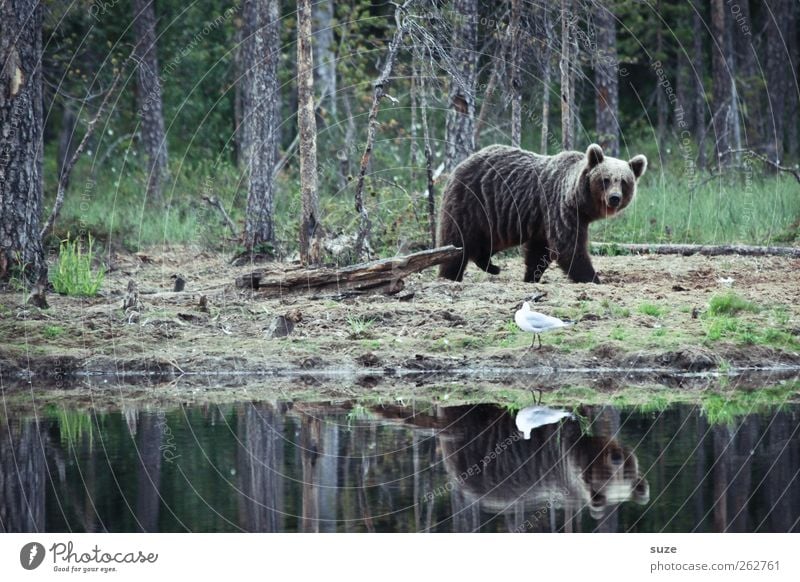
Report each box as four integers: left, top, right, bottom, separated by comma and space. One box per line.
539, 5, 553, 154
784, 1, 798, 159
234, 19, 245, 167
560, 0, 574, 150
692, 0, 706, 168
131, 0, 169, 201
242, 0, 281, 253
711, 0, 734, 166
509, 0, 522, 148
445, 0, 478, 170
656, 1, 668, 145
312, 0, 337, 118
297, 0, 322, 264
594, 0, 619, 156
765, 0, 790, 164
0, 0, 47, 286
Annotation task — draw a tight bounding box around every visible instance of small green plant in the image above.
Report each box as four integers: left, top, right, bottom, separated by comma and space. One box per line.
638, 303, 665, 317
707, 292, 759, 316
610, 326, 626, 341
346, 316, 376, 339
50, 233, 105, 296
44, 325, 65, 339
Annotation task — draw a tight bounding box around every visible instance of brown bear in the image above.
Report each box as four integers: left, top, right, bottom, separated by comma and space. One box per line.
437, 143, 647, 283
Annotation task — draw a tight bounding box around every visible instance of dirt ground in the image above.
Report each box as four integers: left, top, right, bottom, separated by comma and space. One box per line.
1, 246, 799, 407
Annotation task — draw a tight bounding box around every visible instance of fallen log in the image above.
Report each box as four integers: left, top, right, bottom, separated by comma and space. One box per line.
593, 242, 800, 258
236, 245, 462, 296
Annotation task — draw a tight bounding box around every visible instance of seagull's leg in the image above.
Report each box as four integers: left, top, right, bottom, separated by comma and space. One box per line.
536, 388, 543, 405
535, 334, 542, 350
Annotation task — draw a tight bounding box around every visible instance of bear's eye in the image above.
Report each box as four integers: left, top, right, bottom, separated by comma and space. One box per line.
601, 178, 610, 189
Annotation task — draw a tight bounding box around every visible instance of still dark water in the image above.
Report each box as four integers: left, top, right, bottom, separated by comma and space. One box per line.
2, 400, 799, 533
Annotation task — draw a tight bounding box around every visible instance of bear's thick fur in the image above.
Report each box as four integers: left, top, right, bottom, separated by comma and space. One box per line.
437, 143, 647, 283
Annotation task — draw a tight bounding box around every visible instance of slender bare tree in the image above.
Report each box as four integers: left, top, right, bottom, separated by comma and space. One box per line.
445, 0, 478, 170
509, 0, 523, 148
594, 0, 619, 156
313, 0, 337, 118
242, 0, 282, 255
0, 0, 48, 287
298, 0, 323, 264
131, 0, 169, 201
560, 0, 575, 150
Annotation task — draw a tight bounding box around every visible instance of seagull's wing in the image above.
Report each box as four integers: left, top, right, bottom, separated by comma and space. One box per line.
521, 311, 569, 329
516, 406, 575, 434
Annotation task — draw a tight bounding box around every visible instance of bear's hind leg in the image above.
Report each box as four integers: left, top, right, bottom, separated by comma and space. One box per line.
439, 250, 468, 281
523, 242, 552, 283
473, 254, 501, 275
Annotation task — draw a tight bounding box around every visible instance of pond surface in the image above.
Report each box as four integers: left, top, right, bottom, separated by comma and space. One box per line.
1, 400, 799, 533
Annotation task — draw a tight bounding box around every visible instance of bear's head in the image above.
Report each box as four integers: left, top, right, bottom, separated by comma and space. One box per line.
581, 143, 647, 219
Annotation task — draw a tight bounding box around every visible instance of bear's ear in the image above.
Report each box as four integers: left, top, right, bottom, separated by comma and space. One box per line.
586, 144, 604, 168
629, 155, 647, 179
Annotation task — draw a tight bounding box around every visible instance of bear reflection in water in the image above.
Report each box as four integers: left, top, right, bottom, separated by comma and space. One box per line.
433, 404, 649, 522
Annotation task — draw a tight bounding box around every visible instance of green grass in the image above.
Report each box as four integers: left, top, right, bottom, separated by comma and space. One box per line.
45, 135, 800, 257
44, 325, 66, 339
590, 154, 800, 246
49, 233, 105, 296
700, 383, 798, 425
638, 302, 665, 317
346, 316, 376, 339
707, 292, 760, 316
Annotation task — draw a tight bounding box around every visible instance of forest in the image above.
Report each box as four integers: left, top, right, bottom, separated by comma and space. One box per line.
0, 0, 798, 275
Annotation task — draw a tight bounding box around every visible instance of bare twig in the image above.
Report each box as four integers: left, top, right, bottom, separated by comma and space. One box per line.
720, 148, 800, 184
202, 195, 238, 234
353, 0, 415, 260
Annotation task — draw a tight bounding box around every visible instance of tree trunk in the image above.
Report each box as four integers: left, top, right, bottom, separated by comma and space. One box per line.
710, 0, 737, 166
656, 0, 668, 145
0, 0, 48, 287
418, 64, 437, 248
541, 58, 551, 154
131, 0, 169, 201
691, 0, 706, 168
234, 18, 245, 166
784, 1, 798, 159
445, 0, 478, 170
297, 0, 322, 264
540, 5, 553, 154
312, 0, 337, 118
242, 0, 281, 253
560, 0, 575, 150
509, 0, 523, 148
765, 0, 790, 164
594, 0, 619, 156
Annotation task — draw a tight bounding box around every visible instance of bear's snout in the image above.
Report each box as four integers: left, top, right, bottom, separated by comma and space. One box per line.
607, 193, 622, 208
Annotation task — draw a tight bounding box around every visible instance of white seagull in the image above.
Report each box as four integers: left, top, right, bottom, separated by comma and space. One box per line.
515, 405, 576, 439
514, 302, 572, 349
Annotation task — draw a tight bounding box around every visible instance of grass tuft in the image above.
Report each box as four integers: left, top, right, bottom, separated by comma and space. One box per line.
707, 292, 759, 316
50, 233, 105, 297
